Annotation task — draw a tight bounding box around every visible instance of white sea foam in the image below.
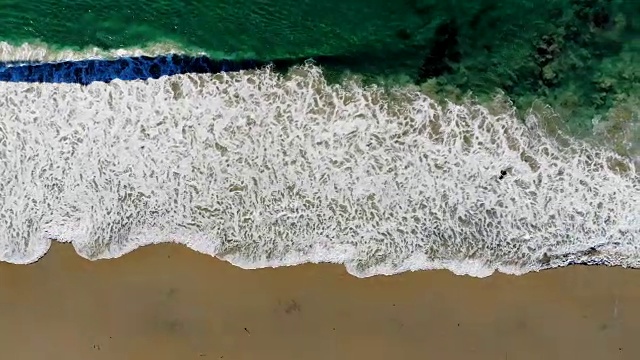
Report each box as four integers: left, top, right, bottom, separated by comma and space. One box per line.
0, 65, 639, 277
0, 41, 202, 64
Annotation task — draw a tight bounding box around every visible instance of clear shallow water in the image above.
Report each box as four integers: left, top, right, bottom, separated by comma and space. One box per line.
1, 46, 638, 276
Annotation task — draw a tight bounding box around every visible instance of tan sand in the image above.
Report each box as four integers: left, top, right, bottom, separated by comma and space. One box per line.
0, 242, 638, 360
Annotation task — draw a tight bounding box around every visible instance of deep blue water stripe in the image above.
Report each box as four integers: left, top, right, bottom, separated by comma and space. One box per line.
0, 50, 425, 86
0, 55, 286, 85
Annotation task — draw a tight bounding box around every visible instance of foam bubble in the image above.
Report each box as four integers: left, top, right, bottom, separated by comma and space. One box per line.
0, 65, 638, 277
0, 41, 201, 63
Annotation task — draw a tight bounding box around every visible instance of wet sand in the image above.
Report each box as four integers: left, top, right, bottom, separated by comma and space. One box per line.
0, 242, 638, 359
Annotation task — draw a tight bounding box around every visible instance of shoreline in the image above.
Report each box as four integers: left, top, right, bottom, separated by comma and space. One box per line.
1, 242, 638, 359
3, 237, 632, 278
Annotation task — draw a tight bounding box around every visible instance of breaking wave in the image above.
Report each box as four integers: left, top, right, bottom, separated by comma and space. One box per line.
0, 49, 639, 277
0, 41, 199, 64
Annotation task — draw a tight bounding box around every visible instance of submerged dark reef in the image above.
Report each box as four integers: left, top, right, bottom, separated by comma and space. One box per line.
403, 0, 639, 135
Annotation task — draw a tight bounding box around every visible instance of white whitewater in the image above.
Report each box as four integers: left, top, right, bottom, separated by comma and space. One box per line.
0, 41, 200, 64
0, 64, 639, 277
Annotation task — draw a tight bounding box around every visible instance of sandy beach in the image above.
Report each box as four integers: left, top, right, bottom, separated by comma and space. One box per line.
0, 242, 637, 360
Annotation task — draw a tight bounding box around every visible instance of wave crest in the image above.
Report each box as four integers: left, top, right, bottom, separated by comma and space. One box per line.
0, 41, 198, 63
